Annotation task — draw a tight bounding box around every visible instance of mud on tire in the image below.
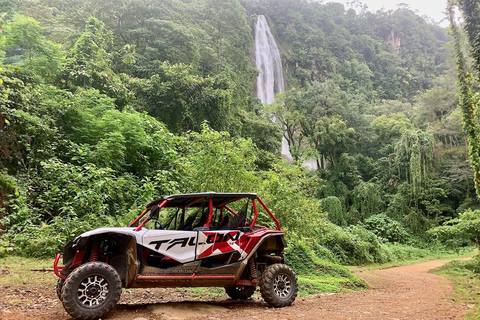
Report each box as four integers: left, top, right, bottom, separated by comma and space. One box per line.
225, 286, 256, 300
56, 278, 65, 301
260, 263, 297, 308
61, 262, 122, 320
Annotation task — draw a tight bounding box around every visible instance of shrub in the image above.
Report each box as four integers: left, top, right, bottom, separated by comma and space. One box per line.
429, 209, 480, 251
285, 237, 365, 294
380, 242, 430, 261
2, 214, 115, 257
316, 222, 387, 265
0, 170, 17, 227
364, 213, 409, 243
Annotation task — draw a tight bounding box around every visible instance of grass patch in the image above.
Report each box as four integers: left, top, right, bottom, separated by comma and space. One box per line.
297, 260, 366, 297
175, 287, 226, 300
286, 241, 366, 296
0, 256, 56, 286
433, 257, 480, 320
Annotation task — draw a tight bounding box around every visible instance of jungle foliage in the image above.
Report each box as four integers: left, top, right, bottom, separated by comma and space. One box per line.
429, 1, 480, 268
0, 0, 475, 275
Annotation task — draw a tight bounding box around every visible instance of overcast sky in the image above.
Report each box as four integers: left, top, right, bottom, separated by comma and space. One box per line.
328, 0, 449, 26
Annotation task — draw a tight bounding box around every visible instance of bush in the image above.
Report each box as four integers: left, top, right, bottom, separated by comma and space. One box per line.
429, 209, 480, 252
316, 222, 388, 265
364, 213, 409, 243
285, 237, 365, 294
2, 214, 115, 257
0, 170, 17, 227
380, 242, 431, 261
0, 161, 164, 256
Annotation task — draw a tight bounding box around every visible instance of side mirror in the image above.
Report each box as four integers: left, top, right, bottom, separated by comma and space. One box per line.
149, 204, 160, 220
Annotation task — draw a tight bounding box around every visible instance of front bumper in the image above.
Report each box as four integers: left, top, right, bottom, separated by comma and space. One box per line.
53, 253, 66, 279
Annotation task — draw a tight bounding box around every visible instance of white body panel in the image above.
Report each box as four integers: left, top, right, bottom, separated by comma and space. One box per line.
80, 227, 147, 244
141, 230, 249, 264
78, 228, 251, 264
142, 230, 198, 263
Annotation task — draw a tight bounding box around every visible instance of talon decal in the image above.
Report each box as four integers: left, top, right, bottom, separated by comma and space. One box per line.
149, 236, 197, 250
145, 231, 252, 263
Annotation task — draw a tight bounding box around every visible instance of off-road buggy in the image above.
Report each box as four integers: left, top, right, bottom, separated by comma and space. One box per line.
54, 192, 298, 320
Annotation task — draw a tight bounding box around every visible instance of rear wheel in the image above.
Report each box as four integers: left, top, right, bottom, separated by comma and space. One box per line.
260, 263, 297, 307
225, 286, 256, 300
61, 262, 122, 320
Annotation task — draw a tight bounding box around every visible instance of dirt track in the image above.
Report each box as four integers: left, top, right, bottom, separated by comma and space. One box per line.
0, 259, 468, 320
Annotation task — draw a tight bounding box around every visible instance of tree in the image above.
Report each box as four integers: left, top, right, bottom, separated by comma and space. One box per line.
56, 87, 178, 177
130, 18, 201, 77
312, 116, 355, 169
351, 182, 384, 222
370, 113, 414, 157
178, 124, 258, 193
0, 14, 63, 82
268, 81, 354, 166
411, 69, 459, 130
392, 129, 435, 203
429, 1, 480, 254
0, 70, 62, 172
268, 90, 306, 162
131, 62, 232, 134
60, 17, 131, 108
322, 196, 346, 226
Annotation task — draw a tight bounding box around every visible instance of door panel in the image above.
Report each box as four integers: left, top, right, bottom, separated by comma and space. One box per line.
196, 231, 249, 260
142, 230, 198, 264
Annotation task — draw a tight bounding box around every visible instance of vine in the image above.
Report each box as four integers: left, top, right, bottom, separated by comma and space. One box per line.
449, 0, 480, 196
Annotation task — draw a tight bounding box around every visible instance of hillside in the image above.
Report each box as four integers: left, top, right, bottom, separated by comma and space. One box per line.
0, 0, 474, 284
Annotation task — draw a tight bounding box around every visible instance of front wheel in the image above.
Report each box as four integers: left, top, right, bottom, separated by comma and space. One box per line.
61, 262, 122, 320
225, 286, 256, 300
260, 263, 297, 308
56, 278, 65, 301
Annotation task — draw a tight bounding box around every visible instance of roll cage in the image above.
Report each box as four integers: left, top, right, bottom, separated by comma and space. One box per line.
129, 192, 281, 232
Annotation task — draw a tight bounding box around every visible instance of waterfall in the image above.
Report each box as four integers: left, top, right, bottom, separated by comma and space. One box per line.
254, 15, 292, 160
255, 15, 285, 105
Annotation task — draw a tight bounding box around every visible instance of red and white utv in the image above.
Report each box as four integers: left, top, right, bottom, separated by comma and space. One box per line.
54, 192, 298, 320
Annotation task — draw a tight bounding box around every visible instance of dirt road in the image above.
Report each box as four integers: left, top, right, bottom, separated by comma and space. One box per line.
0, 259, 467, 320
